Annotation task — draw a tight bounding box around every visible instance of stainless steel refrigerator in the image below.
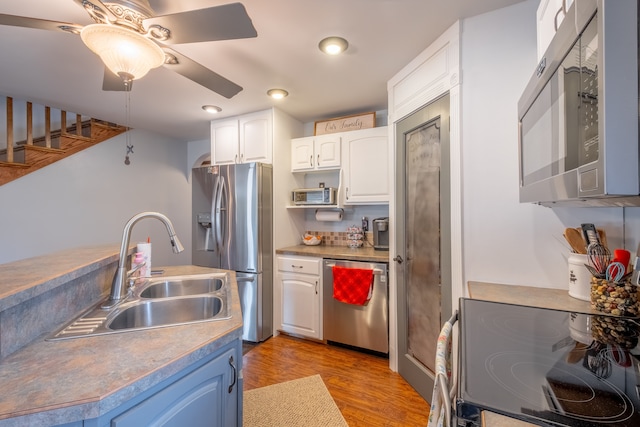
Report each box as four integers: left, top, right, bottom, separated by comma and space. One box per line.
192, 162, 273, 342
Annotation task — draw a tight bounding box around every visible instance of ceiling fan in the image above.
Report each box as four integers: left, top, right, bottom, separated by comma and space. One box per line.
0, 0, 258, 98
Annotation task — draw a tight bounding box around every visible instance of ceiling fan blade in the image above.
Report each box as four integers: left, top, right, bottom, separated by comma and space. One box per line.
162, 48, 242, 99
0, 13, 82, 33
143, 3, 257, 44
102, 68, 130, 91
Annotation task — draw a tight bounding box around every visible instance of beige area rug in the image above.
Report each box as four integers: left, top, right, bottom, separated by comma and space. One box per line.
243, 375, 348, 426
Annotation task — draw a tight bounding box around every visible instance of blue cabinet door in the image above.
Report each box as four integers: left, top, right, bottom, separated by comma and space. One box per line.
111, 347, 238, 427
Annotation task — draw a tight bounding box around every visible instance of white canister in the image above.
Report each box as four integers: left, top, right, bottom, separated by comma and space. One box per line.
568, 254, 591, 301
136, 242, 152, 277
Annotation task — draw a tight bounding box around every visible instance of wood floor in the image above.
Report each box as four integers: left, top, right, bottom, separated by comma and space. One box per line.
242, 334, 430, 426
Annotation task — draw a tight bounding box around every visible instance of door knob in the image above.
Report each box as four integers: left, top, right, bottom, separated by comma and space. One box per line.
393, 255, 404, 264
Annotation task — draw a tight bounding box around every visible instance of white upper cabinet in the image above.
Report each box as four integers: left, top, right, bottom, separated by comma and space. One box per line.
211, 110, 273, 165
342, 126, 389, 205
240, 111, 273, 164
537, 0, 574, 60
291, 134, 341, 172
210, 119, 238, 165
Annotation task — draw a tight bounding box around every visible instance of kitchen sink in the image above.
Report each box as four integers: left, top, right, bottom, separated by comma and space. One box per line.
139, 276, 224, 298
108, 296, 223, 330
47, 273, 232, 340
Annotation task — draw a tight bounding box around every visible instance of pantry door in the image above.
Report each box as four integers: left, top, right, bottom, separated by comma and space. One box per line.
395, 93, 452, 399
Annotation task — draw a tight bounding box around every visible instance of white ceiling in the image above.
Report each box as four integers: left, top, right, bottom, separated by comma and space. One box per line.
0, 0, 526, 141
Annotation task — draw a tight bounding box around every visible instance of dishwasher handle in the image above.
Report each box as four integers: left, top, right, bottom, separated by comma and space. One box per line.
324, 263, 385, 275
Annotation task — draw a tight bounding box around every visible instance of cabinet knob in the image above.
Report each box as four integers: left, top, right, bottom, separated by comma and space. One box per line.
317, 154, 320, 167
309, 155, 313, 167
234, 154, 238, 163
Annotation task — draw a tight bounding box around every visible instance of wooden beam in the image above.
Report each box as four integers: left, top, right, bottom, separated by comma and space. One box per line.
26, 102, 33, 146
76, 114, 82, 137
45, 106, 51, 148
6, 97, 13, 163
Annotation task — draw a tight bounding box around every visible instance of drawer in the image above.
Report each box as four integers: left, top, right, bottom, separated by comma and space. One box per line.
277, 256, 321, 275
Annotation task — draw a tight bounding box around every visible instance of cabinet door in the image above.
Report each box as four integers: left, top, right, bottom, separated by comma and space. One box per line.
279, 272, 321, 339
240, 111, 272, 164
315, 135, 341, 170
291, 137, 315, 171
111, 347, 238, 427
537, 0, 574, 60
343, 127, 389, 204
211, 119, 239, 165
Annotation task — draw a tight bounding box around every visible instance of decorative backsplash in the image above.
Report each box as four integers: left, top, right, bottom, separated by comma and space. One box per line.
305, 230, 374, 247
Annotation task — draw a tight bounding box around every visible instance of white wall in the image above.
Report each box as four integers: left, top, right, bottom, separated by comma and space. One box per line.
460, 0, 624, 291
0, 129, 193, 267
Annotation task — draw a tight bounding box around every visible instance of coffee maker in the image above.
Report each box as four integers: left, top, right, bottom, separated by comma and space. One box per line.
373, 217, 389, 250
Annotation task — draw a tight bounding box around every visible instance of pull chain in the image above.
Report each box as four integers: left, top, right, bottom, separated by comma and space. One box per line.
124, 79, 133, 165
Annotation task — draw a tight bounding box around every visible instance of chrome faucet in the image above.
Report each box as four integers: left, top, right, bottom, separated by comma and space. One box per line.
106, 212, 184, 307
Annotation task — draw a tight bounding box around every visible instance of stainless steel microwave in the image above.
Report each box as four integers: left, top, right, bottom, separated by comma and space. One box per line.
518, 0, 639, 206
291, 187, 337, 205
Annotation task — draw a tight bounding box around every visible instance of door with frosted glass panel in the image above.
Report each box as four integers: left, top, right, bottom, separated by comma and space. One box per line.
395, 94, 451, 400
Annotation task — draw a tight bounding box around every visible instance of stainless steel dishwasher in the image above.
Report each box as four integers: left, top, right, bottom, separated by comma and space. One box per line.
323, 259, 388, 354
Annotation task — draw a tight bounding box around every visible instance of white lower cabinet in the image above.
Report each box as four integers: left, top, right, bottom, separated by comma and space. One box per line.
276, 255, 322, 339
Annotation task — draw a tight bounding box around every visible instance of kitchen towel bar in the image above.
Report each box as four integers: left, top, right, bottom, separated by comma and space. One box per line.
325, 263, 384, 275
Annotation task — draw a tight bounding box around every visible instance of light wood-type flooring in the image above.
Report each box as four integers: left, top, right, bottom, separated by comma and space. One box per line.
242, 334, 430, 426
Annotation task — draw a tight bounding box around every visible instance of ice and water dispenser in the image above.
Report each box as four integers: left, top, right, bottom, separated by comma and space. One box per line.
195, 213, 214, 251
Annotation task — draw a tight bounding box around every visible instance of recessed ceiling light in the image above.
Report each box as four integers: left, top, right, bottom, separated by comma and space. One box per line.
319, 36, 349, 55
267, 89, 289, 99
202, 105, 222, 114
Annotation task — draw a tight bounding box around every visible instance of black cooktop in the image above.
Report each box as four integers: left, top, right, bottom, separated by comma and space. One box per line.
457, 298, 640, 427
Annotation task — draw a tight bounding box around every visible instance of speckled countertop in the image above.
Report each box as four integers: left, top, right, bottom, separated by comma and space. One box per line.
481, 411, 537, 427
0, 247, 242, 426
468, 281, 594, 314
0, 245, 124, 311
276, 244, 390, 263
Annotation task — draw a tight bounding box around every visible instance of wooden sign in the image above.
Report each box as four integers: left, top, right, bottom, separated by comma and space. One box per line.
314, 112, 376, 136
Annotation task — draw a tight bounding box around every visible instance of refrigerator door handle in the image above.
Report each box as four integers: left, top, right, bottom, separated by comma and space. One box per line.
236, 276, 256, 283
213, 177, 224, 253
218, 175, 228, 250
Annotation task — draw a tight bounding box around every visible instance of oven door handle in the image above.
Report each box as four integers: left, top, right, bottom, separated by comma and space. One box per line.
429, 311, 458, 427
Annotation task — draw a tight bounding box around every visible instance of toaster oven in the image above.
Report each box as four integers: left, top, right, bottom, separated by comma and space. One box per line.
291, 187, 337, 205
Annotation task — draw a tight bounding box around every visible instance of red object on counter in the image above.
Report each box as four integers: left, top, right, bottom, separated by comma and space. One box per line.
332, 266, 374, 305
613, 249, 631, 272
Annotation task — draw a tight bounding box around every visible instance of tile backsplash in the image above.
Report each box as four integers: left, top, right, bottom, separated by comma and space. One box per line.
305, 230, 374, 247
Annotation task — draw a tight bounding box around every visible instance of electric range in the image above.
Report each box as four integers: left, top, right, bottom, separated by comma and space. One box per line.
457, 298, 640, 427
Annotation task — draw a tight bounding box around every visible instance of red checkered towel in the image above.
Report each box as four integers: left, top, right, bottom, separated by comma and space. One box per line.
332, 266, 374, 305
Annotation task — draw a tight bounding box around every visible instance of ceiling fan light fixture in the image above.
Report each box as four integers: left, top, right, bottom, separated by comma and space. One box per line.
267, 89, 288, 99
202, 105, 222, 114
319, 36, 349, 55
80, 24, 165, 81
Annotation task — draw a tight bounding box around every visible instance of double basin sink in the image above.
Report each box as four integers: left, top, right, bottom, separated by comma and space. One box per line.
48, 273, 232, 340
